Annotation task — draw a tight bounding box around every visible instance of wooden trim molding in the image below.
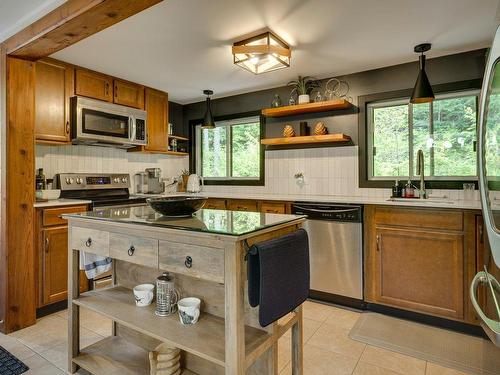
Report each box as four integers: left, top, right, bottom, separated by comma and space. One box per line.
0, 45, 7, 332
3, 0, 163, 60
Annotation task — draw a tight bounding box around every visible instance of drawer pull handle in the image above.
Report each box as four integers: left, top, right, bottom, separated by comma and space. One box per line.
128, 246, 135, 256
185, 256, 193, 268
85, 238, 92, 247
376, 235, 381, 252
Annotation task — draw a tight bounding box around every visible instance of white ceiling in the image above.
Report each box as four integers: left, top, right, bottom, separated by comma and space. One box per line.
0, 0, 66, 42
3, 0, 499, 103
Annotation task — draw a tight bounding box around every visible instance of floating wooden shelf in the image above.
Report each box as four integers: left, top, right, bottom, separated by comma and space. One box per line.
73, 286, 271, 367
128, 148, 188, 156
73, 336, 197, 375
261, 99, 353, 117
168, 135, 189, 141
261, 133, 352, 149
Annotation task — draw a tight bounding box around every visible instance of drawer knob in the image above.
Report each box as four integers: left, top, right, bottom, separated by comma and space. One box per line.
85, 238, 92, 247
185, 256, 193, 268
128, 246, 135, 256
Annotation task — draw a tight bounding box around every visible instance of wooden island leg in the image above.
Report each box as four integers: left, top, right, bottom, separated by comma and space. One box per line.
225, 244, 245, 375
68, 242, 80, 374
291, 306, 304, 375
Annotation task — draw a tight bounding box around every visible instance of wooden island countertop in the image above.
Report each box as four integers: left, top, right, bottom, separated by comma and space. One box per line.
64, 206, 307, 375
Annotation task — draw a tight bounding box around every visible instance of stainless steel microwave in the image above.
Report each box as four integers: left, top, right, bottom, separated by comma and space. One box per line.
71, 96, 147, 148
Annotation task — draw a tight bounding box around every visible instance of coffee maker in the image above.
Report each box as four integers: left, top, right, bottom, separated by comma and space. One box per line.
145, 168, 164, 194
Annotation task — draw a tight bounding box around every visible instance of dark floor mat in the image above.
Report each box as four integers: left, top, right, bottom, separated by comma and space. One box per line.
0, 346, 29, 375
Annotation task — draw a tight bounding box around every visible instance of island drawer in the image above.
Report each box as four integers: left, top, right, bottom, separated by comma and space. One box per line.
109, 233, 158, 268
71, 227, 109, 256
158, 241, 224, 283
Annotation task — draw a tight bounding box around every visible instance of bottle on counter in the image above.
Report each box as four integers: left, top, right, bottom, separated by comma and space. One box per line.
404, 179, 414, 198
392, 179, 401, 198
35, 168, 46, 190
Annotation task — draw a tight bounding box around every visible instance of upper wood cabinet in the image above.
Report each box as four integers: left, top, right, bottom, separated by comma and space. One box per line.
364, 206, 467, 321
75, 68, 113, 102
35, 59, 74, 143
113, 79, 144, 109
144, 88, 169, 152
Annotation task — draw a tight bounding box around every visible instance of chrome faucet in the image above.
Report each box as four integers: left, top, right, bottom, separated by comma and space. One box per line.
416, 149, 427, 199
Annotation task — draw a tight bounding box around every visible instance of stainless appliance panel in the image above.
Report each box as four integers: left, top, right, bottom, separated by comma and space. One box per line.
303, 219, 363, 299
72, 96, 147, 147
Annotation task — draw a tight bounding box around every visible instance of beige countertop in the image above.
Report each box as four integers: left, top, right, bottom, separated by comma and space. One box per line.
33, 198, 92, 208
153, 192, 484, 210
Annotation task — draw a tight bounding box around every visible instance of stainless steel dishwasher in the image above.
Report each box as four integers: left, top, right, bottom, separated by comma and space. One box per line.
292, 202, 363, 308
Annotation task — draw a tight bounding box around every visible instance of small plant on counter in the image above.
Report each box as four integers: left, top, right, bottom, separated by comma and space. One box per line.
288, 76, 320, 104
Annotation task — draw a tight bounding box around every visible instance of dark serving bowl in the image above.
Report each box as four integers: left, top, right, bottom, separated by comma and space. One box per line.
146, 196, 207, 217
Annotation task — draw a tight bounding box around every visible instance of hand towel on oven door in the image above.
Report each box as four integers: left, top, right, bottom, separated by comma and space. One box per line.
80, 252, 112, 279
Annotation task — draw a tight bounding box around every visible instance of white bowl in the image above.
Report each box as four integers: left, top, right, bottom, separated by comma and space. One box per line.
36, 189, 61, 200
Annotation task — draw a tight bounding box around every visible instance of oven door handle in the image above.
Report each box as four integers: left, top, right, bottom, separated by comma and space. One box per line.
470, 270, 500, 346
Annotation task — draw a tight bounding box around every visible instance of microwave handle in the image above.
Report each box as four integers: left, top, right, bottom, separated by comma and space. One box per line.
130, 116, 136, 141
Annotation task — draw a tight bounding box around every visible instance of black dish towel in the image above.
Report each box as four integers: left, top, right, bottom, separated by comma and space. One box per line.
247, 228, 310, 327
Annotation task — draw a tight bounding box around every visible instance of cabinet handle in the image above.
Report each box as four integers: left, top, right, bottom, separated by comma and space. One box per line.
105, 82, 109, 96
185, 256, 193, 268
114, 85, 118, 97
45, 237, 49, 253
65, 121, 70, 134
237, 206, 247, 211
85, 238, 92, 247
128, 246, 135, 256
479, 223, 484, 244
376, 235, 381, 252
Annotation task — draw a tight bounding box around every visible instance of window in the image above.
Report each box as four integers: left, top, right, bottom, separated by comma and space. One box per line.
194, 115, 264, 185
367, 90, 478, 181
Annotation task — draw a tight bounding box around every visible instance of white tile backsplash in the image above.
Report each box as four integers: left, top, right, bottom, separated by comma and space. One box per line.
35, 144, 189, 193
202, 146, 481, 201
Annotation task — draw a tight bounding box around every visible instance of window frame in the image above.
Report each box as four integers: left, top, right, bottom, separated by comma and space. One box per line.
189, 111, 265, 186
358, 79, 483, 189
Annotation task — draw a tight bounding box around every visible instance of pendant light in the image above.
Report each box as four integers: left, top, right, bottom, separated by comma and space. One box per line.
410, 43, 435, 104
201, 90, 215, 129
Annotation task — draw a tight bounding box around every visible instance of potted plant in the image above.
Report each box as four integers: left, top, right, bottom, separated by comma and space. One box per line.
179, 169, 190, 192
288, 76, 320, 104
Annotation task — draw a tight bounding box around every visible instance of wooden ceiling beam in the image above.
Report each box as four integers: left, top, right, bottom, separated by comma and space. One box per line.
3, 0, 163, 60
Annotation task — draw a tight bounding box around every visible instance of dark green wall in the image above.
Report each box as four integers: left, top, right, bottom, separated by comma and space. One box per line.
180, 49, 486, 144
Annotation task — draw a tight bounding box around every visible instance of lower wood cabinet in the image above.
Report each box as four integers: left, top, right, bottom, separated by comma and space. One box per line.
260, 201, 287, 214
204, 198, 227, 210
227, 199, 258, 212
36, 205, 89, 307
364, 205, 477, 323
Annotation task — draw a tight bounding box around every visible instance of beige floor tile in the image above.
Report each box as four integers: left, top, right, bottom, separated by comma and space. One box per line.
360, 345, 426, 375
353, 362, 402, 375
282, 318, 322, 343
0, 333, 37, 360
302, 300, 335, 322
23, 353, 65, 375
324, 306, 361, 331
425, 362, 473, 375
280, 344, 358, 375
79, 307, 113, 337
308, 322, 366, 359
38, 343, 67, 372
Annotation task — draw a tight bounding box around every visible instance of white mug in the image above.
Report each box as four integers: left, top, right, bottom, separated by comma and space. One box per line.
133, 284, 155, 307
178, 297, 201, 325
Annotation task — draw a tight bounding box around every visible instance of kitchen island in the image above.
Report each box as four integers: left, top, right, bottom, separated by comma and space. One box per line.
63, 206, 306, 375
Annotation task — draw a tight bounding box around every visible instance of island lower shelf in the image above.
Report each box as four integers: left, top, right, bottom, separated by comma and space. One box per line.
73, 285, 272, 368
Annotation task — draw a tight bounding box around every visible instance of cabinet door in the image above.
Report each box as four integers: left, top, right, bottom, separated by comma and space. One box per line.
227, 199, 258, 212
113, 79, 145, 109
260, 201, 286, 214
370, 226, 464, 320
35, 59, 73, 143
145, 88, 168, 152
42, 226, 69, 305
204, 199, 226, 210
75, 68, 113, 102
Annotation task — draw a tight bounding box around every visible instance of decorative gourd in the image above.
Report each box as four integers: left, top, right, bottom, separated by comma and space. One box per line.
283, 124, 295, 137
314, 121, 328, 135
149, 343, 181, 375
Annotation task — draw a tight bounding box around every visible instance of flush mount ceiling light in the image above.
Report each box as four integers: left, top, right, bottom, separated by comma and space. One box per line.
410, 43, 435, 104
232, 31, 291, 74
201, 90, 215, 129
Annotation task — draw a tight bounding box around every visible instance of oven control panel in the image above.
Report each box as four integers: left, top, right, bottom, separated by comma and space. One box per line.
57, 173, 130, 190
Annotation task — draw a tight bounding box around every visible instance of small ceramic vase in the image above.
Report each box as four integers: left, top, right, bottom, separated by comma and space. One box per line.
283, 125, 295, 137
314, 121, 328, 135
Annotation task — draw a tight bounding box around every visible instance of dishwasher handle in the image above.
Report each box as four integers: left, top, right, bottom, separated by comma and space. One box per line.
293, 205, 359, 214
